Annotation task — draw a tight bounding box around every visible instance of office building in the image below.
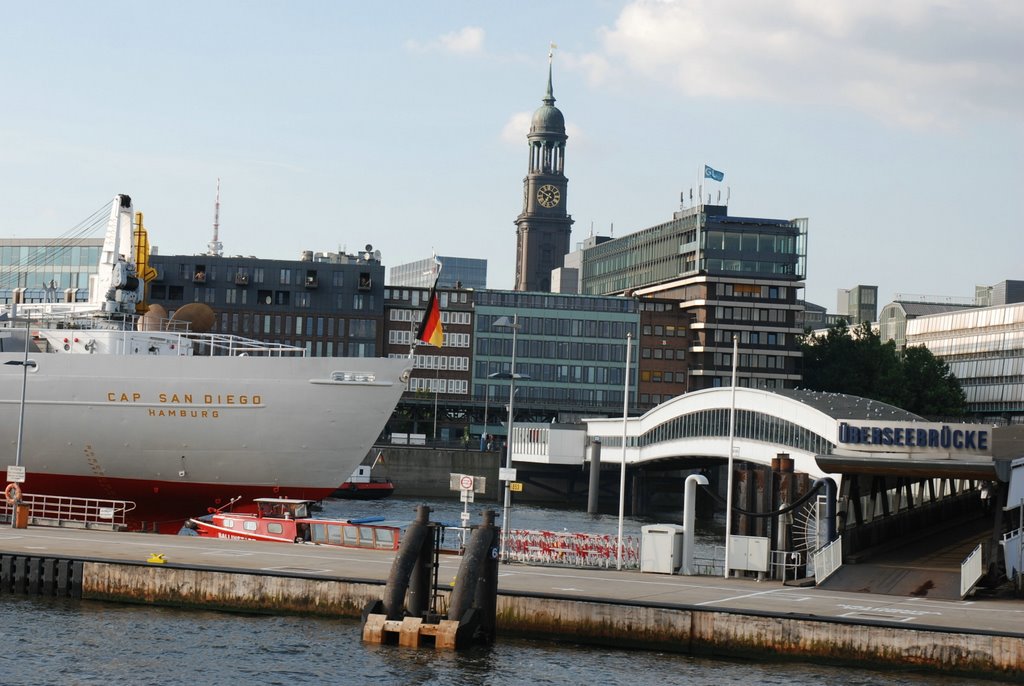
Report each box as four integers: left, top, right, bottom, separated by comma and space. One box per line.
907, 302, 1024, 424
582, 203, 807, 391
147, 250, 387, 357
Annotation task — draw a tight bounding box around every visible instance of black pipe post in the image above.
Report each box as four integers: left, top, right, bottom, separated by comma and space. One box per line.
449, 509, 495, 622
471, 510, 500, 641
407, 518, 437, 618
587, 438, 602, 514
382, 504, 431, 620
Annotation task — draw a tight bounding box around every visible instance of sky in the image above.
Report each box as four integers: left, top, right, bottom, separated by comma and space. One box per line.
1, 1, 1021, 309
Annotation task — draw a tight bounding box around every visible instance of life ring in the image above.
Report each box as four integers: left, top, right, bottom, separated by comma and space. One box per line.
4, 482, 21, 504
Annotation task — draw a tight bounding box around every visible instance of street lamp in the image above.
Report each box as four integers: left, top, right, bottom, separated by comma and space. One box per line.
491, 314, 528, 562
5, 325, 35, 527
5, 346, 36, 470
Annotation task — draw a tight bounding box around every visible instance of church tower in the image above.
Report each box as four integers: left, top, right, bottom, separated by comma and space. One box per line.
514, 52, 573, 292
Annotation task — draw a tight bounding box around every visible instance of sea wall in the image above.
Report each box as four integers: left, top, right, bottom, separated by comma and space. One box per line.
63, 560, 1024, 681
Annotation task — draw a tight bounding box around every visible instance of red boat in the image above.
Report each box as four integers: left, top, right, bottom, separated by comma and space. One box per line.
334, 455, 394, 500
333, 476, 395, 500
184, 497, 402, 551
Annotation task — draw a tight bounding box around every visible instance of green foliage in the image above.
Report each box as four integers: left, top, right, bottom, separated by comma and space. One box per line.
799, 321, 967, 418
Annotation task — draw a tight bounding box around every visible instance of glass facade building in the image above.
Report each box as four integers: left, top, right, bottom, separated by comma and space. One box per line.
0, 238, 103, 303
389, 256, 487, 290
582, 205, 806, 296
580, 204, 807, 391
906, 302, 1024, 424
473, 290, 638, 415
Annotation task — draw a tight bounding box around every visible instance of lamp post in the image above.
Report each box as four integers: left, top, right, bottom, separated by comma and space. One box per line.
491, 314, 524, 562
6, 324, 36, 470
723, 335, 738, 578
5, 322, 35, 527
616, 331, 632, 570
433, 368, 440, 441
481, 387, 489, 451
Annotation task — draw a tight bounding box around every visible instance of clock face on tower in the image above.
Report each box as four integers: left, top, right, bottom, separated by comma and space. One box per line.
537, 184, 561, 208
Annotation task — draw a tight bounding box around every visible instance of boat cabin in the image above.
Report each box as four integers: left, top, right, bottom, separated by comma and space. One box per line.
254, 497, 314, 520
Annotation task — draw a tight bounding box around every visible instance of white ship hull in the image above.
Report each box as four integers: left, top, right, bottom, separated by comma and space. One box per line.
0, 352, 411, 531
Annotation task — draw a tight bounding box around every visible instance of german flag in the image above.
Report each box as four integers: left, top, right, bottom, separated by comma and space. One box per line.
416, 286, 444, 348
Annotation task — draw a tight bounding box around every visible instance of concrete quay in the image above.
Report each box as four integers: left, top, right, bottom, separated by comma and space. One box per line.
1, 526, 1022, 681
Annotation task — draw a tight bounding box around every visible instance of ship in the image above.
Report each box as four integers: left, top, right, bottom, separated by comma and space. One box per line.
0, 194, 413, 532
333, 452, 395, 499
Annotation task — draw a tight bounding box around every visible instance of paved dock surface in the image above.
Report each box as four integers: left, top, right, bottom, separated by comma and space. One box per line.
2, 525, 1023, 637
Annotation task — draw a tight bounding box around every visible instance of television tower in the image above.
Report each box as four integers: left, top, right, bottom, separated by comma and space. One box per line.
207, 178, 224, 257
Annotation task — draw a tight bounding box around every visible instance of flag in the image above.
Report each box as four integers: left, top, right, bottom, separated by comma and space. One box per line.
416, 285, 444, 348
704, 165, 725, 182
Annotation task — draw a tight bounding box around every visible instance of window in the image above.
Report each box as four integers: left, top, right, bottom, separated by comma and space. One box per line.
279, 269, 292, 285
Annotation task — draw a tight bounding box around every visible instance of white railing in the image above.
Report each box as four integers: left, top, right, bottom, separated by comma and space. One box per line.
771, 549, 806, 581
812, 535, 843, 584
692, 545, 726, 576
1, 493, 135, 530
1000, 527, 1023, 581
960, 543, 984, 599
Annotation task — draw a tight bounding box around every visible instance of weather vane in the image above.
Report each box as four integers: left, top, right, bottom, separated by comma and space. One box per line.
548, 41, 558, 63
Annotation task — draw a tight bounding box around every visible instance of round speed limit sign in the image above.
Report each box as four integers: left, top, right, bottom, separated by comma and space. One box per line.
459, 475, 474, 491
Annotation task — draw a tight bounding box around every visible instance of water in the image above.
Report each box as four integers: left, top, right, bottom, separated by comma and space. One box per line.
0, 597, 995, 686
0, 496, 1009, 685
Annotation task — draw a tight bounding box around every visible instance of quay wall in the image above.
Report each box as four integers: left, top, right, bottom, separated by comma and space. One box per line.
34, 559, 1019, 681
496, 594, 1024, 679
379, 447, 501, 500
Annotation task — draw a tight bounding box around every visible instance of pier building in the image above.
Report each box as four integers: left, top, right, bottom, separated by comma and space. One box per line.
504, 386, 1014, 587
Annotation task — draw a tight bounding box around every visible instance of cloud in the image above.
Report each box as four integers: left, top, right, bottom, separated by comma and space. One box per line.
583, 0, 1024, 129
499, 112, 584, 147
406, 26, 485, 55
500, 112, 532, 144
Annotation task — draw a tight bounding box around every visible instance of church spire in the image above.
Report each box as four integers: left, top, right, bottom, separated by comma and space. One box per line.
544, 42, 557, 106
514, 43, 573, 292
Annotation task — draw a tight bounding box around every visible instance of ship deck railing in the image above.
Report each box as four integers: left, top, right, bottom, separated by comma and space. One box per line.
1, 493, 136, 531
3, 306, 306, 357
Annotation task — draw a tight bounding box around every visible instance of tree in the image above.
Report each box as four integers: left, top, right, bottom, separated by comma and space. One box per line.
900, 345, 967, 417
799, 321, 966, 418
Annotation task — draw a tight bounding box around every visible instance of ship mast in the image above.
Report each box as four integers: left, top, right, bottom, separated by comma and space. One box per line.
207, 178, 223, 257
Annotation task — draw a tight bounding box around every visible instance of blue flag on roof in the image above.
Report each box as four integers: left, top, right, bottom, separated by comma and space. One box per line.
704, 165, 724, 182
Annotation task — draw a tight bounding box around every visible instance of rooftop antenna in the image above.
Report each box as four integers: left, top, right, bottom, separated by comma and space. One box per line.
207, 178, 223, 257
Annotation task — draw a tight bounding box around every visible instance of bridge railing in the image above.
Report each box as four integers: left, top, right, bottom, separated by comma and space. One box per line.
960, 543, 984, 599
503, 529, 641, 569
812, 535, 843, 584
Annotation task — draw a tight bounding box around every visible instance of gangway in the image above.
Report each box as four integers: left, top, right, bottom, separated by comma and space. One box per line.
2, 493, 135, 531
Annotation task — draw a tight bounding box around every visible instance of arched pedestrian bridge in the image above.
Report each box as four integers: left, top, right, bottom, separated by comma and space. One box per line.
513, 387, 1003, 482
